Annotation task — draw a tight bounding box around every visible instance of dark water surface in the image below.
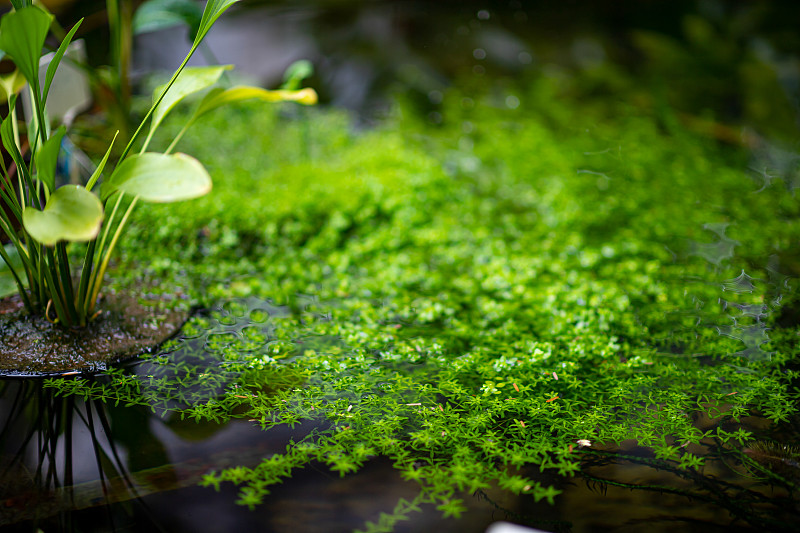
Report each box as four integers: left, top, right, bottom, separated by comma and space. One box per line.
1, 294, 798, 532
1, 382, 797, 533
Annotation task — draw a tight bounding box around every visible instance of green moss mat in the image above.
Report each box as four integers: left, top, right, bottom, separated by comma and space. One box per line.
48, 76, 800, 529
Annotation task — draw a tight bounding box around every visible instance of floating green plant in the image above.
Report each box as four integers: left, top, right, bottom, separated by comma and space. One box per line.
40, 63, 800, 530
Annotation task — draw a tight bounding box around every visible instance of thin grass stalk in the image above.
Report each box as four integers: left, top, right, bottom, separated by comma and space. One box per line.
0, 180, 22, 221
32, 244, 45, 311
0, 237, 32, 310
0, 159, 23, 216
124, 34, 208, 159
8, 147, 41, 213
87, 196, 137, 315
8, 98, 21, 159
164, 123, 191, 154
83, 193, 124, 313
6, 102, 26, 209
30, 79, 48, 149
0, 207, 35, 306
76, 239, 97, 319
56, 242, 79, 322
42, 246, 71, 325
0, 200, 22, 250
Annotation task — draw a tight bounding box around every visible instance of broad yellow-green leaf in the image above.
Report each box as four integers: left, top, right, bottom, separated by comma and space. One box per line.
150, 64, 231, 133
0, 6, 53, 89
102, 152, 211, 203
34, 125, 66, 193
195, 0, 240, 46
194, 86, 318, 121
0, 70, 26, 102
22, 185, 103, 246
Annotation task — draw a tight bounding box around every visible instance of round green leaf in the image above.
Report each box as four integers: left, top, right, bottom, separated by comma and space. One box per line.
103, 152, 212, 203
22, 185, 103, 246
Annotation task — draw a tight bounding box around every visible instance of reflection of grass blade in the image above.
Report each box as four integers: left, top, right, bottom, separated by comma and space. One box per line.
577, 447, 799, 531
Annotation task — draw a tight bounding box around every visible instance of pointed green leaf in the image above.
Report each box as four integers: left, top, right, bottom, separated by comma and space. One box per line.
42, 18, 83, 105
34, 125, 66, 193
150, 64, 231, 134
193, 85, 318, 121
281, 59, 313, 90
86, 131, 119, 192
0, 6, 53, 89
22, 185, 103, 246
102, 152, 211, 203
133, 0, 203, 39
195, 0, 240, 46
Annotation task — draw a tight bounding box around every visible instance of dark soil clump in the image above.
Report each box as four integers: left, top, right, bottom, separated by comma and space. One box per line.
0, 292, 189, 377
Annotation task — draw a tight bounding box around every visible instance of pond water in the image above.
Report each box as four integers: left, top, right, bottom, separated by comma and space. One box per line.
3, 0, 800, 532
2, 294, 799, 532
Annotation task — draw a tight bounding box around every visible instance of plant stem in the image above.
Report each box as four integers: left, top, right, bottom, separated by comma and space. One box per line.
56, 242, 79, 323
119, 36, 207, 162
0, 212, 35, 280
139, 126, 156, 154
87, 196, 138, 315
6, 101, 28, 209
164, 123, 192, 154
0, 241, 32, 311
83, 193, 124, 313
0, 181, 22, 225
42, 246, 71, 326
76, 239, 96, 320
31, 80, 48, 148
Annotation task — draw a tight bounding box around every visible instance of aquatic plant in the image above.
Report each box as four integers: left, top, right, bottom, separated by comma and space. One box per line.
36, 73, 800, 529
0, 0, 316, 327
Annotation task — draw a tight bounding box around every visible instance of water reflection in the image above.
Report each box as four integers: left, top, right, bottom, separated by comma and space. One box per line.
0, 378, 163, 530
0, 376, 326, 532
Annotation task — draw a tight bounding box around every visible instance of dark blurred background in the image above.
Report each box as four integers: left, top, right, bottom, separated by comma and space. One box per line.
13, 0, 800, 141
